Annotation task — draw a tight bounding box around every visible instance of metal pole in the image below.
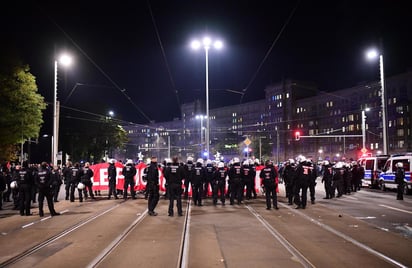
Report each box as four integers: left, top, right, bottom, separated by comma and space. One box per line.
276, 131, 280, 164
362, 110, 366, 150
53, 60, 58, 166
205, 47, 210, 158
200, 117, 203, 153
380, 55, 388, 155
259, 137, 262, 161
168, 135, 170, 158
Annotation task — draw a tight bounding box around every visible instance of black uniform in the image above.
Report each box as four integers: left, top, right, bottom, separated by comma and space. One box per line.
204, 163, 215, 198
395, 165, 406, 200
50, 166, 62, 202
282, 163, 297, 205
190, 162, 206, 206
228, 161, 242, 205
107, 162, 118, 199
294, 160, 312, 209
122, 162, 137, 199
332, 164, 345, 198
69, 163, 83, 202
80, 165, 95, 200
145, 159, 160, 215
183, 160, 194, 199
15, 162, 34, 216
321, 164, 333, 199
212, 165, 227, 205
35, 163, 59, 217
259, 162, 279, 209
241, 163, 255, 200
164, 158, 184, 216
62, 163, 72, 200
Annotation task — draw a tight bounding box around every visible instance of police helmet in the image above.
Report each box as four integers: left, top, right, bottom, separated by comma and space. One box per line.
165, 158, 172, 164
10, 181, 18, 189
110, 159, 116, 164
196, 158, 204, 165
323, 160, 330, 166
396, 162, 403, 168
126, 159, 133, 165
254, 159, 260, 165
218, 162, 225, 168
77, 182, 85, 190
206, 159, 212, 165
232, 157, 240, 164
243, 160, 249, 166
187, 156, 194, 163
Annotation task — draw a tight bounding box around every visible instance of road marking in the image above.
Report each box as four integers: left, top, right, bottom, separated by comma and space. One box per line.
355, 216, 376, 220
22, 222, 34, 228
379, 204, 412, 214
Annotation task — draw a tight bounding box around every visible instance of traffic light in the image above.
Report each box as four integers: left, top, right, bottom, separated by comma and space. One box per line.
295, 131, 301, 141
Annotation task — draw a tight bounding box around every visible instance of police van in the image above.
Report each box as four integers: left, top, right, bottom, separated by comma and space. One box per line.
358, 155, 390, 188
379, 153, 412, 194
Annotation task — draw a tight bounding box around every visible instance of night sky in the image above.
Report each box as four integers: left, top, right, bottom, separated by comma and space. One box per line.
3, 1, 411, 131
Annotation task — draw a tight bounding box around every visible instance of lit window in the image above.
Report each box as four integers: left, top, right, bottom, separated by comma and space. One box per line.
286, 93, 289, 98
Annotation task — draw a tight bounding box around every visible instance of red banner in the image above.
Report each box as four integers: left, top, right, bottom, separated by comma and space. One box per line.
89, 163, 269, 195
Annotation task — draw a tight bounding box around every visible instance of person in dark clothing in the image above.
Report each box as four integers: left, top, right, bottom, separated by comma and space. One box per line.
14, 161, 34, 216
122, 159, 137, 200
260, 159, 279, 210
80, 162, 95, 200
228, 157, 243, 205
321, 161, 333, 199
62, 161, 73, 200
204, 160, 215, 198
294, 156, 312, 209
308, 159, 317, 204
212, 162, 227, 205
183, 157, 194, 199
145, 157, 160, 215
164, 156, 185, 216
50, 165, 62, 202
241, 160, 255, 200
69, 162, 83, 202
35, 162, 60, 217
0, 165, 6, 209
107, 159, 118, 199
351, 162, 362, 193
395, 162, 406, 200
282, 159, 296, 205
332, 162, 345, 198
190, 158, 206, 206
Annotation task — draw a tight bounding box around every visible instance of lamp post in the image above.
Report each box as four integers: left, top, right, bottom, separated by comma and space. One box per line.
191, 36, 223, 158
259, 136, 267, 161
52, 54, 72, 166
366, 49, 387, 155
195, 115, 206, 154
361, 108, 370, 152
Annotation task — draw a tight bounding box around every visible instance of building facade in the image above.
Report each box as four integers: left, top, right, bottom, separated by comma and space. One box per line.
122, 71, 412, 163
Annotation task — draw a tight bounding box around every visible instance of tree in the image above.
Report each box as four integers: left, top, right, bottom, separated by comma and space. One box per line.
0, 60, 46, 161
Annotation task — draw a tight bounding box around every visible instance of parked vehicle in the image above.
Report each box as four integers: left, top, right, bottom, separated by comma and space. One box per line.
358, 155, 390, 188
379, 153, 412, 194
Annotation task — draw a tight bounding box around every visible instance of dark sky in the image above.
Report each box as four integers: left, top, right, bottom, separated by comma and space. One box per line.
3, 0, 411, 129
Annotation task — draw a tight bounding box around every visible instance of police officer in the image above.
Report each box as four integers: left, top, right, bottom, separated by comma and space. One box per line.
321, 161, 333, 199
332, 162, 345, 198
164, 156, 185, 216
35, 162, 60, 217
80, 162, 95, 200
122, 159, 137, 200
204, 160, 215, 198
228, 157, 242, 205
260, 159, 279, 210
190, 158, 206, 206
183, 157, 194, 199
212, 162, 227, 205
107, 159, 118, 199
241, 160, 255, 200
69, 162, 83, 202
62, 161, 73, 200
51, 165, 62, 202
395, 162, 405, 200
308, 158, 317, 204
282, 159, 297, 205
294, 156, 312, 209
145, 156, 160, 215
14, 161, 34, 216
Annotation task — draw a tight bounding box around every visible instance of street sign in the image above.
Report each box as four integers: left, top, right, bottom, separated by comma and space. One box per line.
244, 137, 251, 146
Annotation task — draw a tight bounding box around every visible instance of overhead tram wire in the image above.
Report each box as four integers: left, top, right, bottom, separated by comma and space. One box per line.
39, 7, 152, 123
240, 0, 301, 104
147, 0, 182, 113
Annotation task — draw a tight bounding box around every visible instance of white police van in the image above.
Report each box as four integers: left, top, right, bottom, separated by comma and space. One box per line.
358, 155, 390, 188
379, 153, 412, 194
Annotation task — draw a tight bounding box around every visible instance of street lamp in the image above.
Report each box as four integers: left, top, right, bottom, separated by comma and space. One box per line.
361, 108, 371, 153
366, 48, 387, 155
191, 36, 223, 158
52, 53, 72, 166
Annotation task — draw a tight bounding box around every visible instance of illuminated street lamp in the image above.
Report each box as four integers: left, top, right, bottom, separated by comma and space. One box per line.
52, 53, 72, 166
191, 36, 223, 158
366, 48, 387, 155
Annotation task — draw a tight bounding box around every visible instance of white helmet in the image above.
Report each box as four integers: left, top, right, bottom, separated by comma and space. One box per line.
233, 157, 240, 163
165, 158, 172, 164
396, 162, 403, 168
10, 181, 18, 189
217, 162, 225, 168
254, 159, 260, 165
187, 156, 194, 163
109, 159, 116, 164
334, 162, 344, 169
323, 160, 330, 166
206, 159, 212, 165
126, 159, 133, 165
77, 182, 85, 190
296, 155, 306, 163
243, 160, 249, 166
288, 159, 295, 164
196, 158, 204, 165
